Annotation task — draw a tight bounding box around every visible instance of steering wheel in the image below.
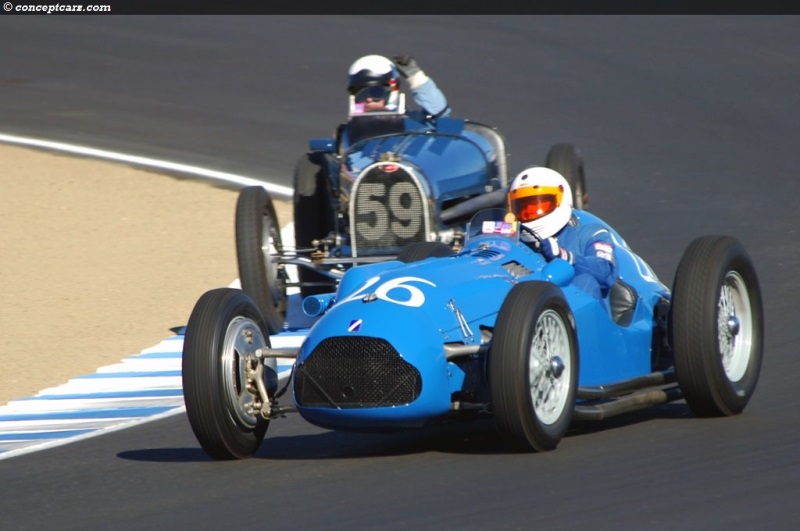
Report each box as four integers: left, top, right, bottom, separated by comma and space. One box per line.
519, 223, 543, 245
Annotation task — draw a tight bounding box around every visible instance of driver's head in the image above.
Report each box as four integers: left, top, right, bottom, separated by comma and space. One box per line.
347, 55, 400, 114
508, 167, 573, 239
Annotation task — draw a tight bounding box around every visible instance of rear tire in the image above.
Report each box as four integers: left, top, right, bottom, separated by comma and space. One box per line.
490, 281, 578, 451
670, 236, 764, 416
293, 153, 336, 297
182, 288, 276, 460
545, 143, 588, 209
235, 186, 287, 334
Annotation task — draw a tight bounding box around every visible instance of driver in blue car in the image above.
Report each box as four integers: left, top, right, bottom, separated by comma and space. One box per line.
508, 166, 618, 304
346, 54, 451, 121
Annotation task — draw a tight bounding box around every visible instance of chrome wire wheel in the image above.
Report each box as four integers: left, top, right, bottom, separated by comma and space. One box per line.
717, 271, 753, 383
221, 316, 269, 429
529, 309, 573, 425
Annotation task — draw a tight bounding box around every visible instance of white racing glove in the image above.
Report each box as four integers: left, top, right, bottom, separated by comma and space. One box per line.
539, 237, 573, 263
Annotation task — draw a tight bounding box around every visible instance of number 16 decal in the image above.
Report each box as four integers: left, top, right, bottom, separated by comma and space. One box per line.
340, 276, 436, 307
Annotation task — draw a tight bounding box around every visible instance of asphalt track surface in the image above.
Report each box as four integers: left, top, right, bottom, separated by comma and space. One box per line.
1, 16, 799, 530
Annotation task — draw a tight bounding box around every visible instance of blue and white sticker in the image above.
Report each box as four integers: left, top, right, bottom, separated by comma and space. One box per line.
348, 319, 363, 332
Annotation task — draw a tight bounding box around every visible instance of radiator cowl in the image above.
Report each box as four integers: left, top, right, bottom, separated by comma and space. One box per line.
294, 336, 422, 409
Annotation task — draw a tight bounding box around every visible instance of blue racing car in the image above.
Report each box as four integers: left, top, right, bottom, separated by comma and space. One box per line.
182, 206, 763, 459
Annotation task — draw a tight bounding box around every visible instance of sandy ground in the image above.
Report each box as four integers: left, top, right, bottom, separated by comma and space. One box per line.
0, 144, 291, 405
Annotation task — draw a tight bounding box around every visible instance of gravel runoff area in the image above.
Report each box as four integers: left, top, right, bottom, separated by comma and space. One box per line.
0, 144, 291, 405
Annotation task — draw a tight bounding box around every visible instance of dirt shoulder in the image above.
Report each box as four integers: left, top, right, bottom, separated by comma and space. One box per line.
0, 144, 290, 405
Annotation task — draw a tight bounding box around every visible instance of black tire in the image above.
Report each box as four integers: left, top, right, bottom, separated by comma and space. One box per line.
182, 288, 277, 460
293, 153, 336, 297
490, 281, 579, 451
545, 143, 588, 210
670, 236, 764, 417
235, 186, 287, 334
397, 241, 453, 263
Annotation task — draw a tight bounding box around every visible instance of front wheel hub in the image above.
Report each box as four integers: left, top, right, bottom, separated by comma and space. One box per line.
550, 356, 565, 379
726, 314, 740, 336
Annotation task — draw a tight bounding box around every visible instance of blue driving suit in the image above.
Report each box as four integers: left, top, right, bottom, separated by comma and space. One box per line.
548, 216, 618, 302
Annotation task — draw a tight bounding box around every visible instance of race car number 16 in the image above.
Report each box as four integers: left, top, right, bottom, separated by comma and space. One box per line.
340, 276, 436, 307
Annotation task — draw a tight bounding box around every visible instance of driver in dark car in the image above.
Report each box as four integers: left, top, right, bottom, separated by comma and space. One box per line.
341, 54, 453, 174
346, 54, 451, 120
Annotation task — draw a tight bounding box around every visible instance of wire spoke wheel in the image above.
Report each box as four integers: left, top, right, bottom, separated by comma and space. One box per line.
717, 271, 753, 382
235, 186, 287, 334
529, 310, 573, 425
491, 281, 578, 452
671, 236, 763, 417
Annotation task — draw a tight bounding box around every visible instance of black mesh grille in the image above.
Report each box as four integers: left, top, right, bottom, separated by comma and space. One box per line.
351, 165, 427, 256
295, 337, 422, 408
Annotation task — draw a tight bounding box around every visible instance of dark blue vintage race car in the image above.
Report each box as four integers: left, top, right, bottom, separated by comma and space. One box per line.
182, 207, 764, 460
232, 112, 588, 334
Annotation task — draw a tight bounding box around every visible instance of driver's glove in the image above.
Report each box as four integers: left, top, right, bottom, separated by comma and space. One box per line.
393, 55, 422, 78
539, 237, 574, 263
393, 55, 430, 90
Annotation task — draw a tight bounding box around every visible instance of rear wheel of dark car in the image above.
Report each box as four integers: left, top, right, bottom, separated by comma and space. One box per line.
490, 281, 578, 452
397, 241, 454, 263
545, 143, 588, 210
670, 235, 764, 417
235, 185, 287, 334
182, 288, 276, 460
293, 152, 336, 297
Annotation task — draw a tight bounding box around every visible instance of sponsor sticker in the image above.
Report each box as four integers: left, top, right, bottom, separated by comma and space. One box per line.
594, 242, 614, 262
481, 221, 517, 235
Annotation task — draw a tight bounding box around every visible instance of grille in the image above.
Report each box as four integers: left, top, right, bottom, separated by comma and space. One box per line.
473, 249, 502, 259
350, 164, 428, 256
295, 336, 422, 408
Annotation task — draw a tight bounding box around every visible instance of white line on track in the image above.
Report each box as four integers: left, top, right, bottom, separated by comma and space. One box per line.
0, 132, 293, 198
0, 132, 304, 460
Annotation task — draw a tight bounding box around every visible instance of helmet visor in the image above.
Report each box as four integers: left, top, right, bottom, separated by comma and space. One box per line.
509, 185, 564, 223
353, 85, 391, 104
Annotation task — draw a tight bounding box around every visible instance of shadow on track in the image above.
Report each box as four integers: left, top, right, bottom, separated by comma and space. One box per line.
118, 402, 696, 463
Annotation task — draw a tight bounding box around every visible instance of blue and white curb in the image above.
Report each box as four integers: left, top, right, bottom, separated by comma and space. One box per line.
0, 332, 304, 460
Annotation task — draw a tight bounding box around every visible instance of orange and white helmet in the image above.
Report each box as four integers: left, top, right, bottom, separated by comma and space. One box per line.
508, 166, 573, 239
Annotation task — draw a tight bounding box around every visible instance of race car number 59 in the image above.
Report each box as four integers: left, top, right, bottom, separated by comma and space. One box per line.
356, 182, 422, 240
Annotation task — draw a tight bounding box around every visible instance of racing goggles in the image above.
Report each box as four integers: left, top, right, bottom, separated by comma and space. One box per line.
353, 84, 392, 103
509, 185, 564, 223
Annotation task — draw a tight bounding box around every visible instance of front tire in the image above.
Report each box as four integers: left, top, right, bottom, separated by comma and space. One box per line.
546, 143, 588, 210
670, 236, 764, 417
182, 288, 277, 460
235, 185, 287, 334
490, 281, 578, 451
